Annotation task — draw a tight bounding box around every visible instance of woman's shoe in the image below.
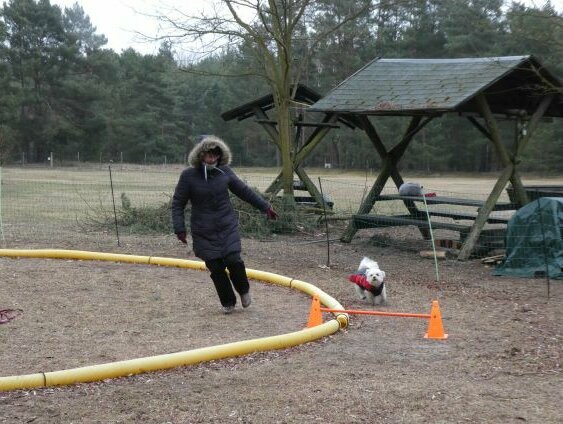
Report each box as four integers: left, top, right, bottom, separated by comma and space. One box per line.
241, 292, 252, 308
222, 305, 235, 314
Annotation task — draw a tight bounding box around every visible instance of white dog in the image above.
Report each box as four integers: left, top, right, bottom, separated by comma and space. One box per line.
350, 257, 387, 305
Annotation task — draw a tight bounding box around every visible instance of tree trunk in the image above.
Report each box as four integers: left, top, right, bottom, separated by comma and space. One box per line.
274, 92, 294, 197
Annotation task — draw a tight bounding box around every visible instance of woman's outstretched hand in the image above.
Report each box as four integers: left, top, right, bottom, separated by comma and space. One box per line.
265, 207, 279, 220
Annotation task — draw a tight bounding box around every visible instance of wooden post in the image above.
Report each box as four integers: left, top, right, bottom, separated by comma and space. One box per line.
295, 166, 325, 207
252, 107, 280, 149
265, 113, 337, 198
293, 114, 338, 165
458, 165, 514, 260
476, 94, 528, 207
341, 116, 432, 243
515, 94, 555, 156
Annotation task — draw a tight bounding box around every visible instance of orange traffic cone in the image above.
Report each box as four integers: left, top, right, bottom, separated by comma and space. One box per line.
424, 300, 448, 340
306, 295, 323, 328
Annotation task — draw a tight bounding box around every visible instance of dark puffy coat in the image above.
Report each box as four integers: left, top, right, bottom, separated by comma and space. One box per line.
171, 136, 270, 261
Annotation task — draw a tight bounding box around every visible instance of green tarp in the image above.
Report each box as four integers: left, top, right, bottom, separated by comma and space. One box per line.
494, 197, 563, 279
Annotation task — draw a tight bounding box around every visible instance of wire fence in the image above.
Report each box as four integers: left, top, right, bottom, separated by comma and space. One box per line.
1, 164, 561, 279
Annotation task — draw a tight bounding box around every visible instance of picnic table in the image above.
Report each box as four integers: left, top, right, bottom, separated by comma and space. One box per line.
352, 194, 518, 257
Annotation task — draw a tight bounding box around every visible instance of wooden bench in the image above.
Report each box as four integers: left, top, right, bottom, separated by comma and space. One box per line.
352, 194, 515, 251
291, 180, 334, 209
427, 210, 510, 224
353, 214, 469, 233
375, 194, 517, 211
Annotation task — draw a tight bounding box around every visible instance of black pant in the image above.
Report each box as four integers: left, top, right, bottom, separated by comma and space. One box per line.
205, 252, 250, 307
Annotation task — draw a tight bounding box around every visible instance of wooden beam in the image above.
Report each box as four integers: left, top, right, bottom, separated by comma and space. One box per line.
341, 116, 430, 242
294, 167, 325, 208
293, 121, 341, 128
476, 94, 528, 207
357, 116, 389, 158
516, 94, 555, 156
391, 116, 437, 238
265, 114, 338, 196
252, 107, 280, 149
254, 119, 278, 125
476, 94, 512, 165
458, 164, 514, 260
356, 115, 433, 189
293, 114, 338, 165
254, 118, 339, 128
265, 174, 283, 195
340, 155, 395, 242
467, 116, 492, 141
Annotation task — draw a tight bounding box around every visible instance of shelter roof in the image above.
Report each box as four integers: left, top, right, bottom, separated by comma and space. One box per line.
309, 56, 563, 118
221, 84, 319, 121
221, 83, 358, 128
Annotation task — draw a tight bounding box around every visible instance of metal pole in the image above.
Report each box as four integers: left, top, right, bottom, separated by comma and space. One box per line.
421, 191, 440, 282
536, 192, 550, 299
0, 166, 4, 242
318, 177, 330, 267
108, 165, 120, 247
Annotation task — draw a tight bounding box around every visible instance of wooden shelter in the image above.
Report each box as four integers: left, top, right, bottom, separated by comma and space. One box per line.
308, 56, 562, 259
221, 84, 357, 208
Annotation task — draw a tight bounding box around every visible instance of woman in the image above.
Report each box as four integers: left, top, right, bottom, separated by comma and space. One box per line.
171, 135, 278, 314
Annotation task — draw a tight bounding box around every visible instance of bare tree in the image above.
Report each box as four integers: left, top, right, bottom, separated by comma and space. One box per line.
151, 0, 372, 197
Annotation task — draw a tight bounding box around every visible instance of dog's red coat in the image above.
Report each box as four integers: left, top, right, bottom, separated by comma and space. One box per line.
348, 273, 372, 290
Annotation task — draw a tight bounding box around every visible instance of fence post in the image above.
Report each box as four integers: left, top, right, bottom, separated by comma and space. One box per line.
0, 165, 4, 242
536, 192, 550, 299
318, 177, 330, 267
108, 165, 120, 247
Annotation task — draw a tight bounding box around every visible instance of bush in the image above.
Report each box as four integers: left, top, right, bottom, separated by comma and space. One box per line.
117, 193, 174, 234
87, 189, 322, 238
232, 191, 321, 239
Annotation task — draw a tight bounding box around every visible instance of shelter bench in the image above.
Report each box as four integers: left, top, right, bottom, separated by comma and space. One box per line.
351, 194, 516, 255
424, 210, 510, 224
374, 194, 517, 211
353, 214, 469, 233
372, 194, 514, 224
352, 213, 507, 256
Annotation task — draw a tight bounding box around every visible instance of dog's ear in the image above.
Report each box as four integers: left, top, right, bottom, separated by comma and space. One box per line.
381, 271, 386, 279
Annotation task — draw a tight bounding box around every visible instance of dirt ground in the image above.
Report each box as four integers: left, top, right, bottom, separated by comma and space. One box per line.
0, 232, 561, 424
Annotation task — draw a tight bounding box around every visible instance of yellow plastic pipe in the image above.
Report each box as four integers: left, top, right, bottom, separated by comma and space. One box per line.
0, 249, 347, 391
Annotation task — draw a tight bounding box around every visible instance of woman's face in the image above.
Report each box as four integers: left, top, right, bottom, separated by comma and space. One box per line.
202, 151, 219, 165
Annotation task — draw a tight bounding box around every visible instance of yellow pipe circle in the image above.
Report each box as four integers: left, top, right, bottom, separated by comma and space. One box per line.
0, 249, 348, 391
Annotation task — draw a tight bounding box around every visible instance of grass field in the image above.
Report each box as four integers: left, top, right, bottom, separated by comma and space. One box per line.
1, 164, 562, 242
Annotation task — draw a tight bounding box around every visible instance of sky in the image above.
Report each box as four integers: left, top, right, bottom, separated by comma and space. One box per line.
50, 0, 563, 56
50, 0, 212, 55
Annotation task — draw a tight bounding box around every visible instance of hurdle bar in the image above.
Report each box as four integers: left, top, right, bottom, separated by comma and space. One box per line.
306, 296, 448, 340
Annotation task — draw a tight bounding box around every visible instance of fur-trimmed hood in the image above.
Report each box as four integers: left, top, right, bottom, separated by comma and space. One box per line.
187, 135, 232, 167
